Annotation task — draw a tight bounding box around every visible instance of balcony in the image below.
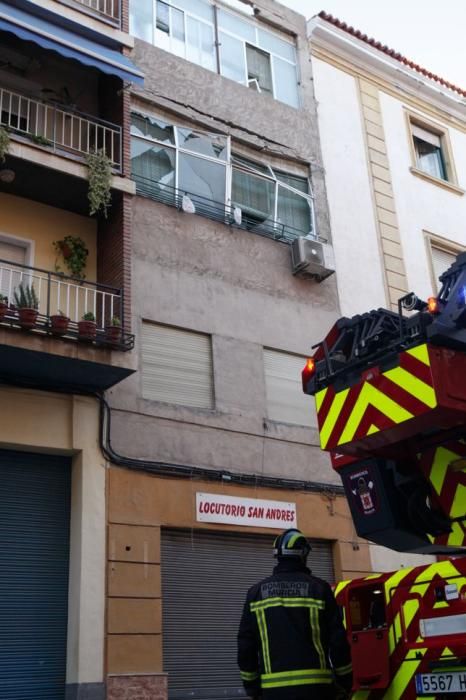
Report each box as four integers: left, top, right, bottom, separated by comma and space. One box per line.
0, 259, 134, 352
132, 175, 317, 245
56, 0, 121, 27
1, 86, 122, 171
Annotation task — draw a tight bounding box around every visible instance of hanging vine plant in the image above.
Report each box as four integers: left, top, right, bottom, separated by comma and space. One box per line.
53, 235, 89, 279
0, 126, 10, 163
86, 149, 112, 218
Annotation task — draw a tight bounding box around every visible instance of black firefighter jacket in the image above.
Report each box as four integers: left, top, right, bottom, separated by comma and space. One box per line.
237, 560, 352, 699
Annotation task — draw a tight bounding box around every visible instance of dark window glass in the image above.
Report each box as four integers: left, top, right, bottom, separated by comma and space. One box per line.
246, 45, 272, 95
413, 137, 446, 180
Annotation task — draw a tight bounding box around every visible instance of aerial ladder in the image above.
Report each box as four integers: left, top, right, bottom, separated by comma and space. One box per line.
302, 252, 466, 698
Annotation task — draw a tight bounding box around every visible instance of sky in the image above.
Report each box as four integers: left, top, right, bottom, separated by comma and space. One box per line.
278, 0, 466, 90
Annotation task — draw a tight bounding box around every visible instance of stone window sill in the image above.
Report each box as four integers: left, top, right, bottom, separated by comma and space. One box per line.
409, 167, 465, 196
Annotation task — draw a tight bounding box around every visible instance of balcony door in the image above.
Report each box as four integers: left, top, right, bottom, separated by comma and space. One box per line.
0, 238, 27, 303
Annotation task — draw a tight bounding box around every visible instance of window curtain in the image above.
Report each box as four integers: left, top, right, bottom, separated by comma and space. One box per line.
232, 168, 274, 221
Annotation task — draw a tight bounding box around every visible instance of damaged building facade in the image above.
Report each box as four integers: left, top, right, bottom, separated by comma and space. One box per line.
104, 1, 373, 698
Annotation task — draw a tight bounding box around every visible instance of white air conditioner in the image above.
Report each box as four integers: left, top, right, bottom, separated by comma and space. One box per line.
290, 237, 336, 281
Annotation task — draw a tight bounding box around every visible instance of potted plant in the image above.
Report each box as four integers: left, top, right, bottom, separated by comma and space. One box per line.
105, 315, 121, 346
53, 236, 89, 279
78, 311, 96, 341
50, 309, 70, 336
13, 283, 39, 329
0, 126, 10, 163
86, 149, 112, 218
0, 293, 8, 320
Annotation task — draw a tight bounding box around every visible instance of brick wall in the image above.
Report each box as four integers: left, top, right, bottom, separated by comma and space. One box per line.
97, 193, 132, 332
107, 674, 167, 700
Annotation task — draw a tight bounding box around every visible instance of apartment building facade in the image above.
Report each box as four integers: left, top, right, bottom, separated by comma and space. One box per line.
103, 1, 374, 699
308, 12, 466, 572
0, 1, 142, 699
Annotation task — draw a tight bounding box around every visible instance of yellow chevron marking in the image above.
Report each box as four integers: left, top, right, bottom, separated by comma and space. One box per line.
366, 423, 379, 435
320, 388, 350, 449
315, 387, 328, 413
334, 580, 351, 597
429, 447, 457, 496
451, 484, 466, 519
406, 343, 430, 366
351, 693, 371, 700
338, 382, 413, 446
447, 521, 465, 547
384, 366, 437, 408
385, 566, 414, 599
402, 598, 419, 629
434, 601, 449, 609
382, 647, 427, 700
364, 573, 383, 580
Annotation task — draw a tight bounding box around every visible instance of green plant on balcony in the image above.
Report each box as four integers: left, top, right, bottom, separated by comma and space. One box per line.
0, 126, 10, 163
29, 134, 52, 147
86, 149, 112, 218
78, 310, 97, 341
53, 235, 89, 279
105, 315, 122, 346
14, 282, 39, 330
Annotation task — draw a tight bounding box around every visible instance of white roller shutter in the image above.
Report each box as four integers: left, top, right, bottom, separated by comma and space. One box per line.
142, 323, 214, 409
263, 348, 316, 426
431, 245, 456, 291
161, 529, 334, 700
411, 124, 441, 148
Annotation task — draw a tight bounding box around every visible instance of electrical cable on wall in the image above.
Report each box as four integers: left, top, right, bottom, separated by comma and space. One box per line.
99, 394, 344, 496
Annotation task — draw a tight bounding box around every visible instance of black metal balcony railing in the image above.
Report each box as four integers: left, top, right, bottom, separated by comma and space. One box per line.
0, 86, 122, 170
0, 260, 134, 351
132, 174, 317, 244
57, 0, 121, 27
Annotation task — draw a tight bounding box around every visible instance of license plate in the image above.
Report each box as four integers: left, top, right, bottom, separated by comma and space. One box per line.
416, 672, 466, 694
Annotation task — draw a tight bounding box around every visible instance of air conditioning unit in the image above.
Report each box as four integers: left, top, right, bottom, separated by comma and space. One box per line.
290, 237, 336, 281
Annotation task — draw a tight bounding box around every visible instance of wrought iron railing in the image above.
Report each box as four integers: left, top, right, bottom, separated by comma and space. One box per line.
132, 174, 317, 244
58, 0, 121, 26
0, 86, 122, 170
0, 260, 133, 351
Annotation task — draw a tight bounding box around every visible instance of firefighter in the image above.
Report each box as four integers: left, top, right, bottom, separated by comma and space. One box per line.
237, 528, 352, 699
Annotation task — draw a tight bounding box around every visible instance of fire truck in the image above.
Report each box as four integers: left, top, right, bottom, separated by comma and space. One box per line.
302, 252, 466, 698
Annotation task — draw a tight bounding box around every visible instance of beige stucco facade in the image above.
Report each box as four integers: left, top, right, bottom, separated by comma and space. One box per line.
0, 388, 106, 689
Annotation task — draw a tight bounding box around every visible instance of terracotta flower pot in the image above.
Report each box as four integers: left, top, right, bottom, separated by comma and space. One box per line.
105, 324, 122, 346
50, 314, 70, 336
17, 307, 38, 330
78, 319, 96, 341
0, 301, 8, 321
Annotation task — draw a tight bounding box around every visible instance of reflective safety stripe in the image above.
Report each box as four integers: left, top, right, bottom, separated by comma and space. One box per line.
383, 366, 436, 408
253, 608, 271, 674
240, 670, 259, 681
261, 668, 333, 688
250, 597, 325, 611
309, 606, 326, 669
335, 662, 352, 675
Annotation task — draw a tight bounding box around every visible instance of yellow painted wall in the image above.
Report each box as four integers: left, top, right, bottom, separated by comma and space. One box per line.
106, 467, 373, 675
0, 192, 97, 280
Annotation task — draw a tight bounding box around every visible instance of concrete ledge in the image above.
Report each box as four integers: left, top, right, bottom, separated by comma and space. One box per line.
9, 141, 135, 195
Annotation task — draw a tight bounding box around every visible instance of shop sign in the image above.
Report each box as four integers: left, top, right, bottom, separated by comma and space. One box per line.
196, 492, 297, 529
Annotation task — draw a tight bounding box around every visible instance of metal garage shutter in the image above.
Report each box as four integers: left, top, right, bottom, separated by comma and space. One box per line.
161, 528, 334, 700
0, 450, 71, 700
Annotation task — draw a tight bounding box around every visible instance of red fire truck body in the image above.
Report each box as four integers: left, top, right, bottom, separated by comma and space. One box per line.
303, 252, 466, 697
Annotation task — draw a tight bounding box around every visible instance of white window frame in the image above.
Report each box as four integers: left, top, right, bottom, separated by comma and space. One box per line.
129, 0, 300, 107
131, 111, 315, 237
424, 232, 464, 294
131, 113, 230, 204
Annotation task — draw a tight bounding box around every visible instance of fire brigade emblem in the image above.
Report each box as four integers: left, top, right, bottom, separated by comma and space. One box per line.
347, 468, 378, 515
